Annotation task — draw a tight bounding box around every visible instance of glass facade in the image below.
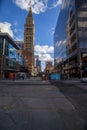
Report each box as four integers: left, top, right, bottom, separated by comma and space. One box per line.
0, 37, 19, 59
54, 0, 87, 77
54, 0, 69, 66
0, 37, 19, 69
0, 34, 24, 79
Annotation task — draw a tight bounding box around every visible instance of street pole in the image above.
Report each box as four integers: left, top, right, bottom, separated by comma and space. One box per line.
79, 51, 82, 79
80, 62, 82, 79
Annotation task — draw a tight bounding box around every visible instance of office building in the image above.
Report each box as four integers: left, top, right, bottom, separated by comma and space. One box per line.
54, 0, 87, 78
15, 41, 25, 66
36, 56, 41, 73
16, 41, 24, 50
0, 33, 21, 79
54, 0, 68, 73
44, 61, 53, 73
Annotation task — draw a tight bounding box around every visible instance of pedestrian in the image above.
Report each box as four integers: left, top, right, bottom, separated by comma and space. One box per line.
22, 74, 24, 80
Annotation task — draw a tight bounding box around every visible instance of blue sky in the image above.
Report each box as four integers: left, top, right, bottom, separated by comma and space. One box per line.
0, 0, 62, 70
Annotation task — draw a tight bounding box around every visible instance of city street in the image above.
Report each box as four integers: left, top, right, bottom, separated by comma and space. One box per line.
0, 1, 87, 130
0, 78, 87, 130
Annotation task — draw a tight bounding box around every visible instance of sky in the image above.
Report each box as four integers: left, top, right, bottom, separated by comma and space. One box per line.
0, 0, 62, 71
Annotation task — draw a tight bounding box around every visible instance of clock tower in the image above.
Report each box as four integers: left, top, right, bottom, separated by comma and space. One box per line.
23, 7, 35, 75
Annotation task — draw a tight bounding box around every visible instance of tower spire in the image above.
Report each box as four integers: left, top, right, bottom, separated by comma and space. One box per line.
23, 1, 35, 75
29, 7, 32, 17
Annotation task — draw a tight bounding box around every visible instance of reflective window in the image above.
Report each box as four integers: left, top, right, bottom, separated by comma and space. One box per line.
0, 37, 3, 55
76, 0, 87, 8
8, 43, 18, 61
79, 31, 87, 37
78, 21, 87, 27
54, 0, 70, 65
78, 11, 87, 18
77, 0, 87, 48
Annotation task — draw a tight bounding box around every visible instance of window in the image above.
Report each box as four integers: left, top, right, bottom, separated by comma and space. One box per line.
78, 21, 87, 27
78, 11, 87, 17
0, 37, 3, 55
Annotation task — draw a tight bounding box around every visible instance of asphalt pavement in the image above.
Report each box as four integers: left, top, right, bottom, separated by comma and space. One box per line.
0, 78, 87, 130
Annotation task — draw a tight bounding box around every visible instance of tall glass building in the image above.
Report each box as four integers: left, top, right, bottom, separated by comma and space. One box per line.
0, 33, 24, 79
54, 0, 69, 73
54, 0, 87, 78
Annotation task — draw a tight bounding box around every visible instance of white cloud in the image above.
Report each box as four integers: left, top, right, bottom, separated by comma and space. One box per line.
63, 39, 66, 44
35, 52, 54, 62
55, 39, 66, 47
34, 45, 54, 62
48, 0, 62, 9
0, 22, 14, 37
39, 53, 54, 61
47, 46, 54, 53
0, 22, 24, 41
35, 45, 54, 54
53, 0, 62, 7
13, 0, 48, 14
0, 22, 23, 40
35, 45, 48, 53
13, 0, 62, 14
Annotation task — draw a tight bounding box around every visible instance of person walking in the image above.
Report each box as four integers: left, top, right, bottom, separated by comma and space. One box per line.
22, 74, 25, 80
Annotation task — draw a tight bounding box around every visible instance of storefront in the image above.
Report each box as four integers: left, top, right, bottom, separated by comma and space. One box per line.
0, 33, 20, 79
